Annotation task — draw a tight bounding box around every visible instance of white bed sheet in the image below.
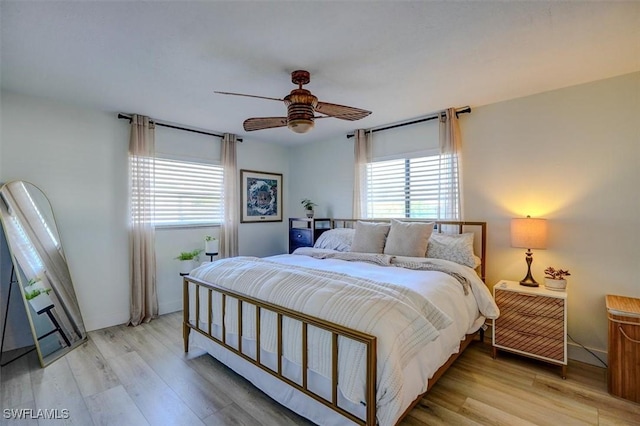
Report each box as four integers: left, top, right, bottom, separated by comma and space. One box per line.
188, 251, 498, 425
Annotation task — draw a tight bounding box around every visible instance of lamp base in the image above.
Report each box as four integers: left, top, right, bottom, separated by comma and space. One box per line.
519, 249, 539, 287
519, 278, 539, 287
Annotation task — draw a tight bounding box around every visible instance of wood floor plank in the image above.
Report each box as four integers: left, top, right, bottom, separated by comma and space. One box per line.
0, 352, 35, 409
64, 339, 120, 398
436, 369, 597, 425
105, 350, 204, 426
88, 325, 134, 360
0, 399, 38, 426
459, 397, 539, 426
598, 407, 640, 426
29, 357, 94, 425
84, 385, 149, 426
400, 398, 483, 426
533, 374, 640, 422
122, 324, 232, 418
202, 402, 262, 426
186, 352, 314, 426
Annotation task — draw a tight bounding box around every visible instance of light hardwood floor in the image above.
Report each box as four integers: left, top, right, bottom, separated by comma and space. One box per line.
2, 312, 639, 425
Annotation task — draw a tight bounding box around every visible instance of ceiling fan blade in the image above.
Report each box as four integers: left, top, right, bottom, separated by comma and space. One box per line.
215, 91, 284, 102
315, 101, 372, 121
243, 117, 288, 132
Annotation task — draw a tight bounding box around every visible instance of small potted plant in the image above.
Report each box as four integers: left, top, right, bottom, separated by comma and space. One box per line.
24, 277, 54, 313
544, 266, 571, 291
204, 236, 218, 254
301, 199, 317, 218
175, 249, 203, 274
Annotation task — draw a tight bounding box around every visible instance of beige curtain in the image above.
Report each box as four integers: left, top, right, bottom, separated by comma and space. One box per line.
128, 114, 158, 326
352, 129, 371, 219
437, 108, 463, 220
219, 133, 239, 258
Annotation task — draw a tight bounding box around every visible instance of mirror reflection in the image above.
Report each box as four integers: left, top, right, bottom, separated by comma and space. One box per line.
0, 181, 86, 366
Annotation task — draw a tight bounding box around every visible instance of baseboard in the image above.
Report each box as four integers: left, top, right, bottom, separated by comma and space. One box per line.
159, 298, 182, 315
567, 341, 608, 368
84, 310, 129, 332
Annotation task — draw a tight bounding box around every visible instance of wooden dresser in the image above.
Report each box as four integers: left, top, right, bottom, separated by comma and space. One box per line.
288, 218, 331, 254
606, 294, 640, 403
492, 280, 567, 378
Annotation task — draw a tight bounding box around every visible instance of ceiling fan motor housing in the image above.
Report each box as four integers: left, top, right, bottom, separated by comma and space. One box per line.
284, 89, 318, 134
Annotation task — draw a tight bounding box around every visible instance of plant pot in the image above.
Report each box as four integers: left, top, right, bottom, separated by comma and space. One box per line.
205, 240, 219, 254
306, 209, 314, 218
544, 278, 567, 291
179, 259, 196, 274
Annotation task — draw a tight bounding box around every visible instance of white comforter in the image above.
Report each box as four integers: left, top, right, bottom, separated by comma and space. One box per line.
189, 249, 499, 425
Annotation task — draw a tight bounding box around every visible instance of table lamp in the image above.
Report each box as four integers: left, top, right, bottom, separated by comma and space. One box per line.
511, 216, 547, 287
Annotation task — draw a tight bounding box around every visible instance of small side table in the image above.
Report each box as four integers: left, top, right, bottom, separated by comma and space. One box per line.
492, 280, 568, 378
205, 252, 219, 262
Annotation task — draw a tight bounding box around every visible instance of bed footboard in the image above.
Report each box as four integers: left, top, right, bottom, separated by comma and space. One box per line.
183, 276, 378, 425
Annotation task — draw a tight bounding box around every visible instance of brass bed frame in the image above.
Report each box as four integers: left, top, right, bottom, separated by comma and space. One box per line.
183, 220, 487, 425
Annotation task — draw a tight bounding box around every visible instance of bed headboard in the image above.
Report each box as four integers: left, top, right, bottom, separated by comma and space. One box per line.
330, 219, 487, 282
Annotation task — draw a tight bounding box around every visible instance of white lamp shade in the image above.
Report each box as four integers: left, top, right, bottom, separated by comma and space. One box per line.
511, 217, 548, 249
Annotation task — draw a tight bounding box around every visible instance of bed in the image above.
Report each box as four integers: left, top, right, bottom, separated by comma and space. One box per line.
183, 219, 499, 425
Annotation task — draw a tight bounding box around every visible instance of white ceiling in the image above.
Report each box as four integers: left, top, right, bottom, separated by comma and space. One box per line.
1, 1, 638, 146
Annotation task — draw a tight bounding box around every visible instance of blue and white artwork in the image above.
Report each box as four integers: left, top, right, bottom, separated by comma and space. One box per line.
246, 178, 278, 216
241, 170, 282, 222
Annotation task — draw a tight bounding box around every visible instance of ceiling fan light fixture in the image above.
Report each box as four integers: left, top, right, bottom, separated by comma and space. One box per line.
288, 118, 314, 134
286, 102, 315, 134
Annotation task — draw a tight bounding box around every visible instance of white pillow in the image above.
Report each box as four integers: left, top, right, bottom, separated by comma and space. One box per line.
349, 221, 390, 254
313, 228, 355, 252
426, 232, 477, 268
384, 220, 434, 257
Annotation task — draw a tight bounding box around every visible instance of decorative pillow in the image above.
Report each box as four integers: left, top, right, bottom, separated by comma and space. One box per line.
383, 219, 434, 257
313, 228, 355, 252
349, 221, 390, 254
426, 232, 476, 268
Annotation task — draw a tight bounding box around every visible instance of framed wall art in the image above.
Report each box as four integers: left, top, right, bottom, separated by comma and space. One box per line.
240, 169, 283, 223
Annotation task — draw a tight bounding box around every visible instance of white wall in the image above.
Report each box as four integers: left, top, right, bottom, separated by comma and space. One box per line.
1, 91, 130, 333
288, 72, 640, 365
0, 91, 290, 336
237, 139, 290, 256
463, 72, 640, 364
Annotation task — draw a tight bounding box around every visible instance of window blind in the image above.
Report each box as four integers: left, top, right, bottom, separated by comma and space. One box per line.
365, 155, 458, 219
132, 157, 223, 227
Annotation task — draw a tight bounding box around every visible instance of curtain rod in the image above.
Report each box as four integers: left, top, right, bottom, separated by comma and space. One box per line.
117, 113, 243, 142
346, 106, 471, 139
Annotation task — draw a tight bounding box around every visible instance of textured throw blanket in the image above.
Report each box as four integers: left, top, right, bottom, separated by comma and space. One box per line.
190, 256, 453, 424
296, 248, 471, 295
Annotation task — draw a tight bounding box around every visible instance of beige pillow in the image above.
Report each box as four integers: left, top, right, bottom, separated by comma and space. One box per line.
426, 232, 476, 268
349, 221, 390, 254
384, 220, 435, 257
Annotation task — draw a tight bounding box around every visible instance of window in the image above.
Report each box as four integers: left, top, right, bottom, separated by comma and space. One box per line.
365, 154, 459, 219
132, 157, 223, 227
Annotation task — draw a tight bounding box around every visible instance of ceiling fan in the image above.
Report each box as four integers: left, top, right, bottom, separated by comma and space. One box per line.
215, 70, 372, 134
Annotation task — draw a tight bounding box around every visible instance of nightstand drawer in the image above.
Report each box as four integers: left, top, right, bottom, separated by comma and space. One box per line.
289, 229, 312, 247
495, 328, 564, 362
496, 312, 564, 340
495, 290, 564, 320
492, 280, 567, 376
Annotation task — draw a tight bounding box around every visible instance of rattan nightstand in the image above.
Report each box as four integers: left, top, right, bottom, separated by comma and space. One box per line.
492, 280, 567, 378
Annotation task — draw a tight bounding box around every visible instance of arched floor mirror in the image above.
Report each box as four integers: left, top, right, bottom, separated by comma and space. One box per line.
0, 181, 87, 367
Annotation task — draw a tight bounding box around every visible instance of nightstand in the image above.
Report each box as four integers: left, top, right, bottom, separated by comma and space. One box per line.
289, 218, 331, 253
492, 280, 567, 378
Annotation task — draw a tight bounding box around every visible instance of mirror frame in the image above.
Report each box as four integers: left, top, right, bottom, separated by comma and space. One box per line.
0, 181, 87, 367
